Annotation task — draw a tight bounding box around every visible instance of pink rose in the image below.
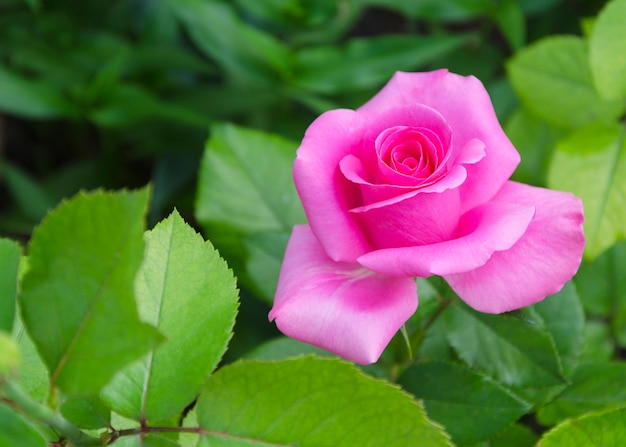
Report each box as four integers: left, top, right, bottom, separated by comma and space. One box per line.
269, 70, 585, 364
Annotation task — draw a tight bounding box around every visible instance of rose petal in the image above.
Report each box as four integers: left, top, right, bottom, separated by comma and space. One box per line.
443, 182, 585, 313
294, 109, 372, 262
352, 187, 462, 248
358, 70, 520, 211
357, 200, 535, 277
269, 225, 418, 364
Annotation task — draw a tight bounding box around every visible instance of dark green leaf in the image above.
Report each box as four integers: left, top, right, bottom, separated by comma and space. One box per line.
507, 36, 624, 129
20, 188, 162, 395
444, 301, 566, 387
399, 361, 531, 445
0, 238, 20, 333
0, 162, 57, 222
197, 357, 453, 446
548, 122, 626, 259
538, 362, 626, 425
101, 210, 239, 421
60, 396, 111, 429
293, 34, 468, 95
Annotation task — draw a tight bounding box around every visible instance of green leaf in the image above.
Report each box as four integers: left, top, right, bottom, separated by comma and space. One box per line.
0, 66, 77, 119
486, 423, 539, 447
19, 188, 162, 395
537, 407, 626, 446
101, 210, 239, 421
399, 361, 531, 445
523, 282, 585, 375
293, 34, 468, 95
242, 231, 290, 304
60, 396, 111, 429
589, 0, 626, 100
0, 239, 20, 333
244, 336, 334, 361
507, 36, 624, 129
505, 107, 563, 186
537, 362, 626, 425
166, 0, 291, 82
196, 123, 305, 235
0, 332, 19, 377
579, 321, 614, 363
491, 0, 526, 51
444, 301, 566, 387
0, 162, 57, 222
0, 403, 48, 447
11, 317, 49, 403
548, 121, 626, 259
197, 357, 452, 447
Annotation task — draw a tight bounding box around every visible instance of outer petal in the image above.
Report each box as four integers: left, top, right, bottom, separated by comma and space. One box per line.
358, 70, 520, 212
269, 225, 418, 364
294, 109, 371, 262
357, 201, 535, 277
444, 181, 585, 313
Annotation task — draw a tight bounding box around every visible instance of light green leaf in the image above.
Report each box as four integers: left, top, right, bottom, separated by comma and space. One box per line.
507, 36, 624, 129
537, 362, 626, 425
196, 123, 304, 235
19, 188, 162, 395
0, 403, 48, 447
537, 407, 626, 446
293, 34, 468, 95
11, 316, 49, 403
101, 210, 239, 421
0, 66, 77, 119
197, 357, 453, 447
399, 361, 531, 445
444, 301, 566, 387
548, 121, 626, 259
0, 332, 19, 377
589, 0, 626, 100
0, 239, 20, 333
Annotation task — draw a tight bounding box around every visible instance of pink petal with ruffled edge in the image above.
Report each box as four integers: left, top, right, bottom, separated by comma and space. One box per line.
294, 109, 372, 262
444, 181, 585, 313
357, 200, 535, 277
269, 225, 418, 364
358, 70, 520, 212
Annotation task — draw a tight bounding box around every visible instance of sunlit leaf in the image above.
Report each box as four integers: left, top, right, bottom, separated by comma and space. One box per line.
20, 189, 162, 395
0, 403, 47, 447
197, 357, 453, 446
101, 210, 239, 421
537, 407, 626, 446
0, 239, 20, 333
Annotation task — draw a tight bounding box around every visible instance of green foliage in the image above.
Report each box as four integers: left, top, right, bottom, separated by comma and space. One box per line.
196, 357, 453, 447
537, 407, 626, 446
1, 0, 626, 445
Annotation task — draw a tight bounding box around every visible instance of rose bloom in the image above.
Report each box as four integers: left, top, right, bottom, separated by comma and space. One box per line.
269, 70, 585, 364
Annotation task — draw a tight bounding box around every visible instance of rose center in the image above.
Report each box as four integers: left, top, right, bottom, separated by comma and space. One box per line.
375, 126, 444, 181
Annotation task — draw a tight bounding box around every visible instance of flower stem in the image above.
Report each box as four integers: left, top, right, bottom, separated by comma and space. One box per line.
2, 380, 102, 446
409, 295, 454, 358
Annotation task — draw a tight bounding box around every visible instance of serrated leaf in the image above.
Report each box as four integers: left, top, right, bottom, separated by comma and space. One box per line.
548, 121, 626, 259
0, 238, 20, 333
101, 210, 239, 421
537, 407, 626, 446
444, 301, 565, 387
507, 36, 624, 129
537, 362, 626, 425
196, 123, 305, 234
589, 0, 626, 100
19, 189, 162, 395
0, 403, 48, 447
197, 357, 452, 447
399, 361, 531, 445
